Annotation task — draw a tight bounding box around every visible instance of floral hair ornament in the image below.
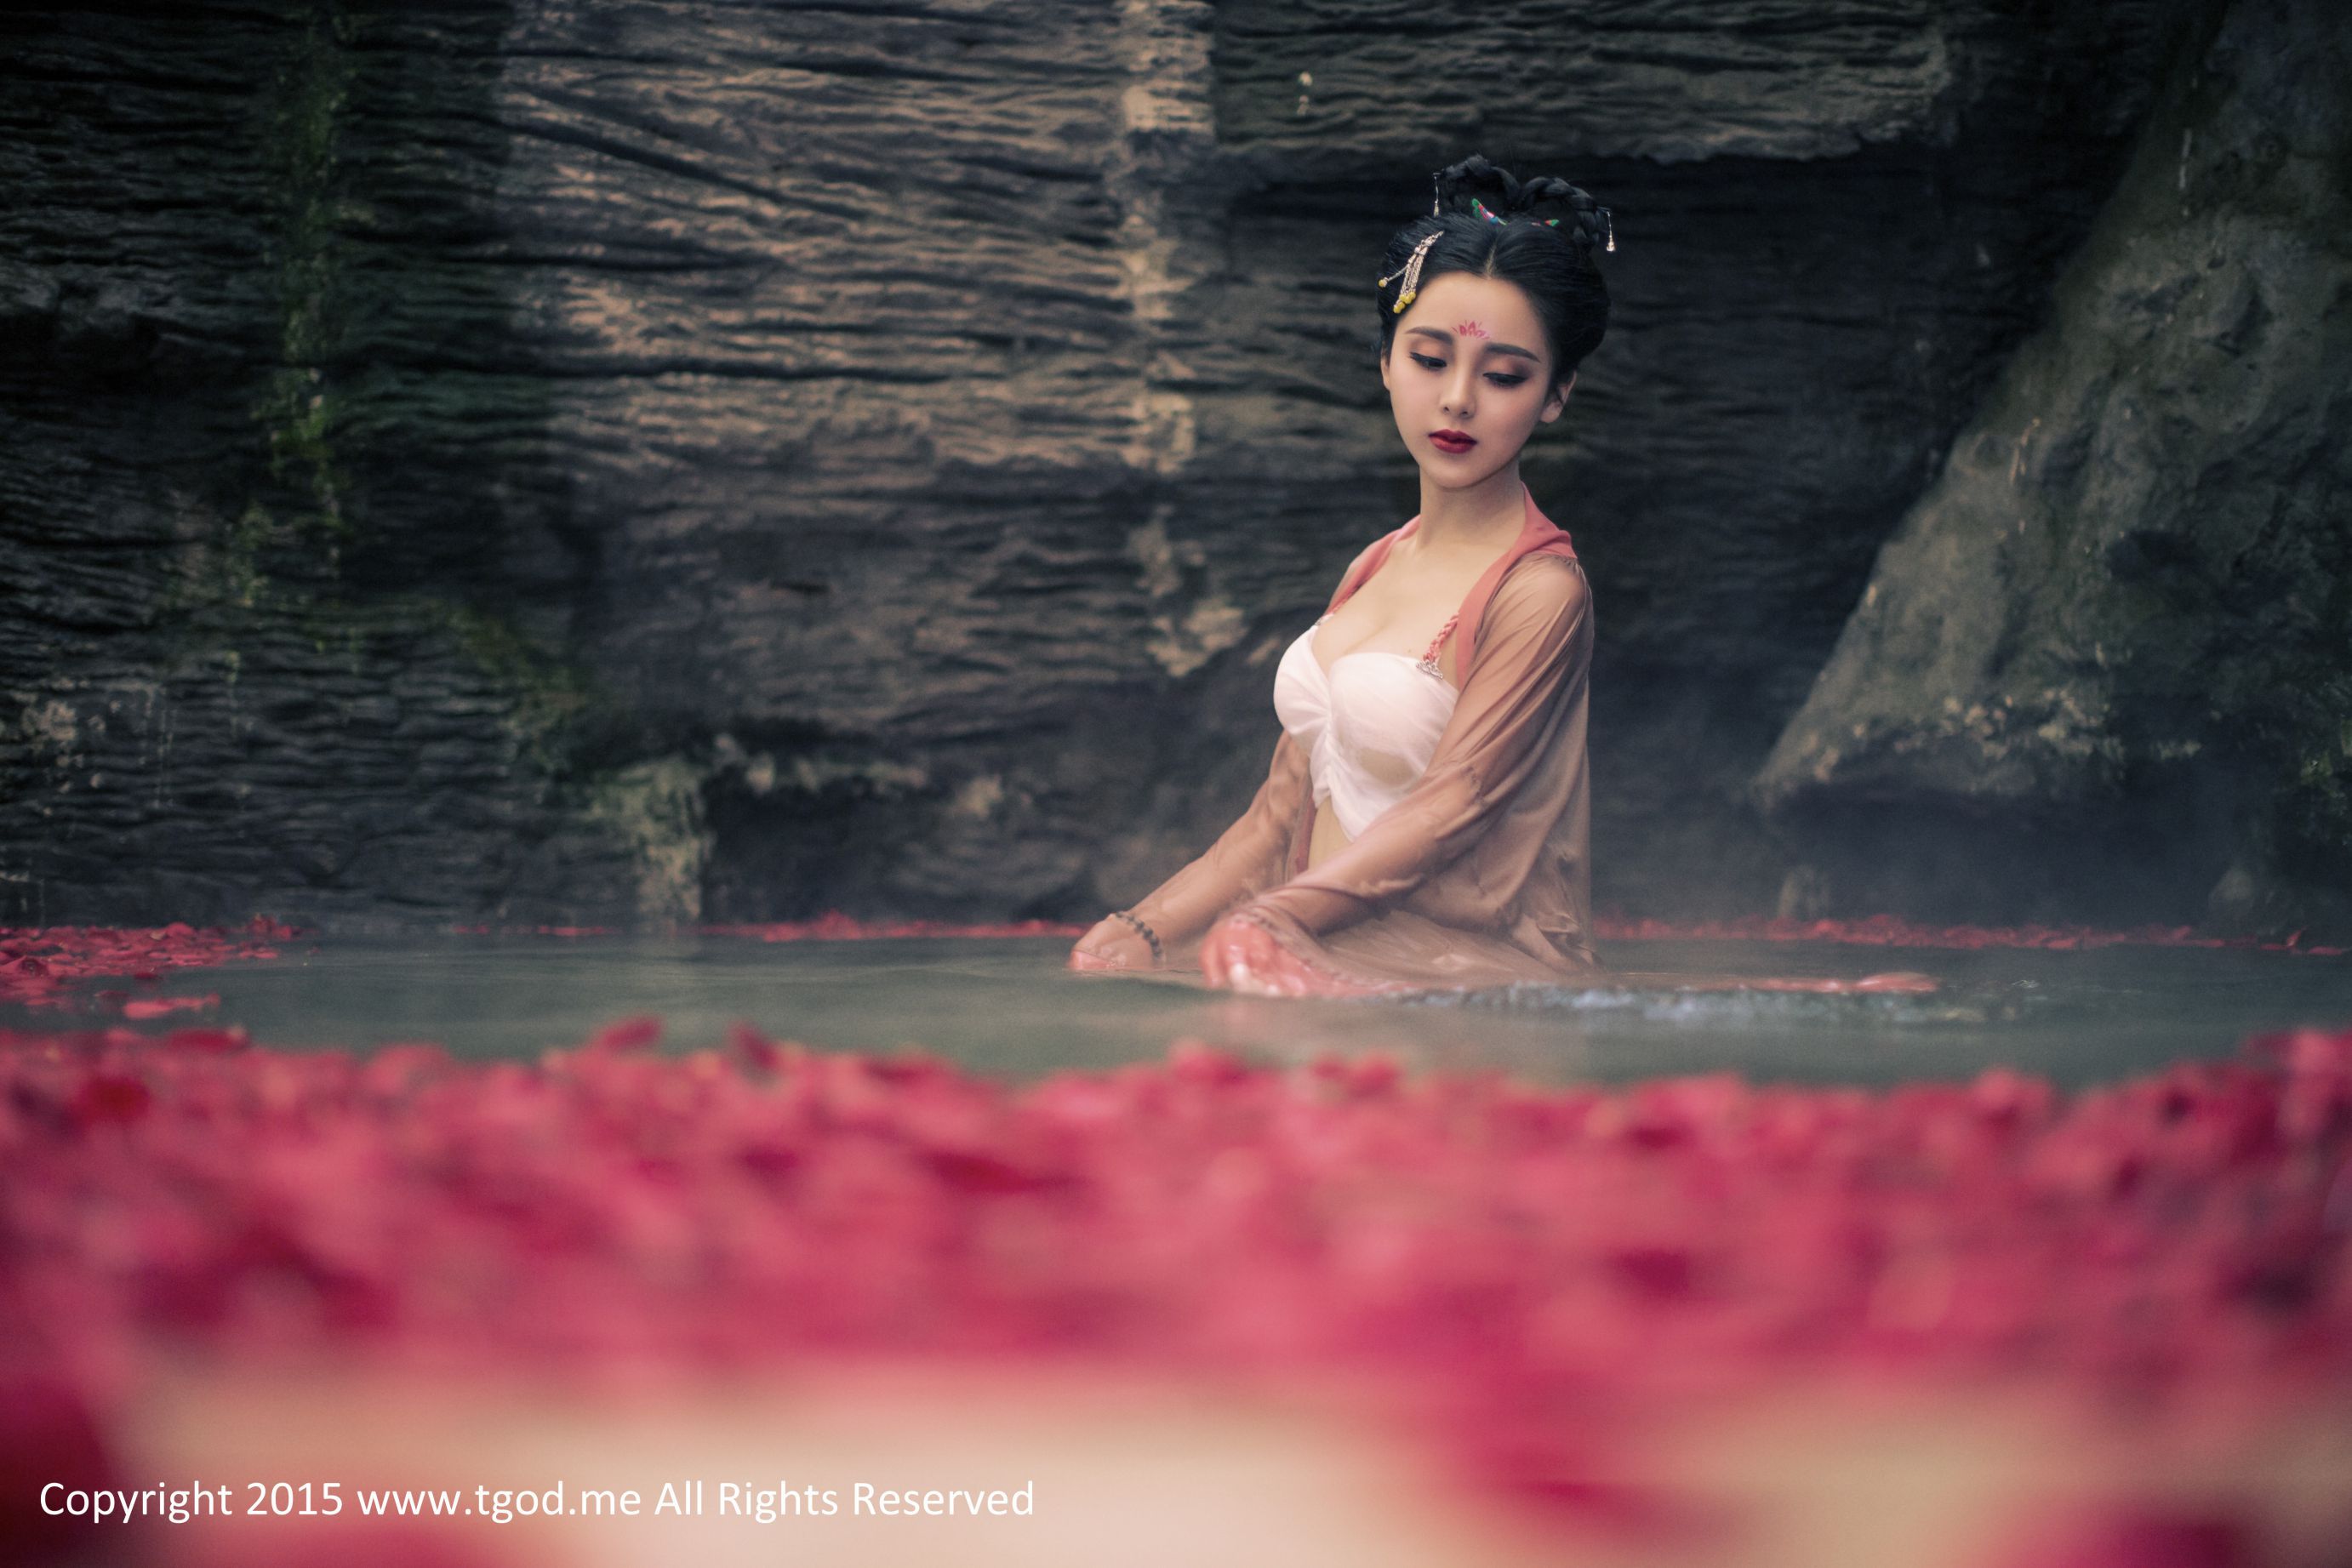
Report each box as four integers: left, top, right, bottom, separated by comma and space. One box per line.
1378, 229, 1442, 314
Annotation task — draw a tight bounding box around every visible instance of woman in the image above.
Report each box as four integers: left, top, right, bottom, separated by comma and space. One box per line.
1070, 156, 1613, 998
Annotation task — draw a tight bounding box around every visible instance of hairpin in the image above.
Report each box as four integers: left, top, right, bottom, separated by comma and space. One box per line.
1376, 229, 1443, 313
1541, 208, 1618, 252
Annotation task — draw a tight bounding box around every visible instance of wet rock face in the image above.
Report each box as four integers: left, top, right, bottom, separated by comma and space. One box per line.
1754, 0, 2352, 936
0, 0, 2265, 930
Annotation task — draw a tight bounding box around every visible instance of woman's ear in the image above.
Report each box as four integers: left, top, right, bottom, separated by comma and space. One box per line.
1540, 369, 1576, 424
1379, 345, 1393, 393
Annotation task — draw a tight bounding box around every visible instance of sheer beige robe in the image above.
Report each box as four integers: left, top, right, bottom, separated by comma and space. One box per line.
1127, 485, 1600, 992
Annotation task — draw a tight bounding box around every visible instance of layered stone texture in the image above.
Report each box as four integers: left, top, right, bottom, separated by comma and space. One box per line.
7, 0, 2311, 932
1755, 0, 2352, 935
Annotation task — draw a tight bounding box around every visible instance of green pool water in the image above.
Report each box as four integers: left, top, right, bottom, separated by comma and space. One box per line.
27, 933, 2352, 1088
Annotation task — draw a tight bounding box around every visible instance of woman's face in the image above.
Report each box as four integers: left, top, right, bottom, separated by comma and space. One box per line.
1379, 271, 1573, 488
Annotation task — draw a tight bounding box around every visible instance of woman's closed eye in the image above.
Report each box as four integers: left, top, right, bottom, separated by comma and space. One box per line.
1408, 352, 1527, 387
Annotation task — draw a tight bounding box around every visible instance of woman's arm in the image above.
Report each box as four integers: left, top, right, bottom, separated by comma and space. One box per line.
1110, 727, 1314, 965
1229, 556, 1592, 944
1074, 539, 1394, 971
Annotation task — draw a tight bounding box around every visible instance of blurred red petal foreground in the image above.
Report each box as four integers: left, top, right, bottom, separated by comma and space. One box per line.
3, 1019, 2349, 1551
1980, 1502, 2262, 1568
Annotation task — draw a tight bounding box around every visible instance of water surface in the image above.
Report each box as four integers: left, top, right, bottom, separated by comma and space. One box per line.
37, 933, 2352, 1088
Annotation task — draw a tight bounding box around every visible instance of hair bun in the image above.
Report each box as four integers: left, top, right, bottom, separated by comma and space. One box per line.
1517, 174, 1614, 254
1378, 156, 1613, 381
1430, 154, 1521, 219
1432, 157, 1613, 255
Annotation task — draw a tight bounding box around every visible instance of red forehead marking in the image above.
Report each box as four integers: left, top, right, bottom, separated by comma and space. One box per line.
1454, 321, 1488, 339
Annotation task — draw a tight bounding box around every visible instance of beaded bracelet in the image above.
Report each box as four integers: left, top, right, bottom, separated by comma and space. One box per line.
1109, 909, 1164, 967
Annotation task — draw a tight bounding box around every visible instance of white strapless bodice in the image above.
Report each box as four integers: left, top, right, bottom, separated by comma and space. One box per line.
1272, 614, 1459, 840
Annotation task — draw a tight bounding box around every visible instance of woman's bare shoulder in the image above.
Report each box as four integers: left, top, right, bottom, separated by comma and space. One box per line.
1354, 533, 1393, 562
1329, 528, 1406, 596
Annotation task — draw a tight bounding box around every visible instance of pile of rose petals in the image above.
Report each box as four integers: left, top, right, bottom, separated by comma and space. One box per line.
4, 1016, 2349, 1548
1593, 913, 2349, 957
0, 919, 296, 1011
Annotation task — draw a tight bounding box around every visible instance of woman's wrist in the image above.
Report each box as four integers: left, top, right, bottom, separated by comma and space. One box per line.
1108, 909, 1165, 967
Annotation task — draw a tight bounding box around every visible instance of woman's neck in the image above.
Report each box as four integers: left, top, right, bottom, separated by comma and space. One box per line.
1413, 461, 1527, 556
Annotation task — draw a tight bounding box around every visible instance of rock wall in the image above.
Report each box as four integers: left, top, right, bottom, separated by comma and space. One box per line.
1755, 0, 2352, 937
0, 0, 2240, 929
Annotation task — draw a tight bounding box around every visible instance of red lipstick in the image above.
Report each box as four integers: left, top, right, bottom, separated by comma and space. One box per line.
1430, 430, 1476, 454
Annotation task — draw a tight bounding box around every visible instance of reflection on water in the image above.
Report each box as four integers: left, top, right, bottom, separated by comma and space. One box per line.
27, 932, 2350, 1088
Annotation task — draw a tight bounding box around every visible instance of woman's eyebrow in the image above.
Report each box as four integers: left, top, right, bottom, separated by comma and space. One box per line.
1403, 325, 1539, 362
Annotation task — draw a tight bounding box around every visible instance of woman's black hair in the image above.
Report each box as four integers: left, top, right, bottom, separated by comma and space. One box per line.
1374, 155, 1612, 392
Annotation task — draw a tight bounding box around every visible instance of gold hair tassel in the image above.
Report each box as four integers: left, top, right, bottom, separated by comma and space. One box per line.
1379, 231, 1442, 315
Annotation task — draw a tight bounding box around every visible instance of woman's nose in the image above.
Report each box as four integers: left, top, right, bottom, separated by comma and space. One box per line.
1443, 369, 1476, 417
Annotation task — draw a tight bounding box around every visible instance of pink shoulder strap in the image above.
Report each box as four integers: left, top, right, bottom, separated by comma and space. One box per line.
1323, 522, 1414, 615
1454, 490, 1578, 670
1322, 486, 1578, 674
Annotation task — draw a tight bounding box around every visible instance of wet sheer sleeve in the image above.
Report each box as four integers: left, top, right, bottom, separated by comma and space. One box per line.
1121, 539, 1388, 961
1123, 727, 1312, 962
1235, 556, 1591, 940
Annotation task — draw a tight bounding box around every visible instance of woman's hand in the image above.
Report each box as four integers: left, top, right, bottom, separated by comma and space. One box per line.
1068, 916, 1159, 973
1200, 912, 1384, 997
